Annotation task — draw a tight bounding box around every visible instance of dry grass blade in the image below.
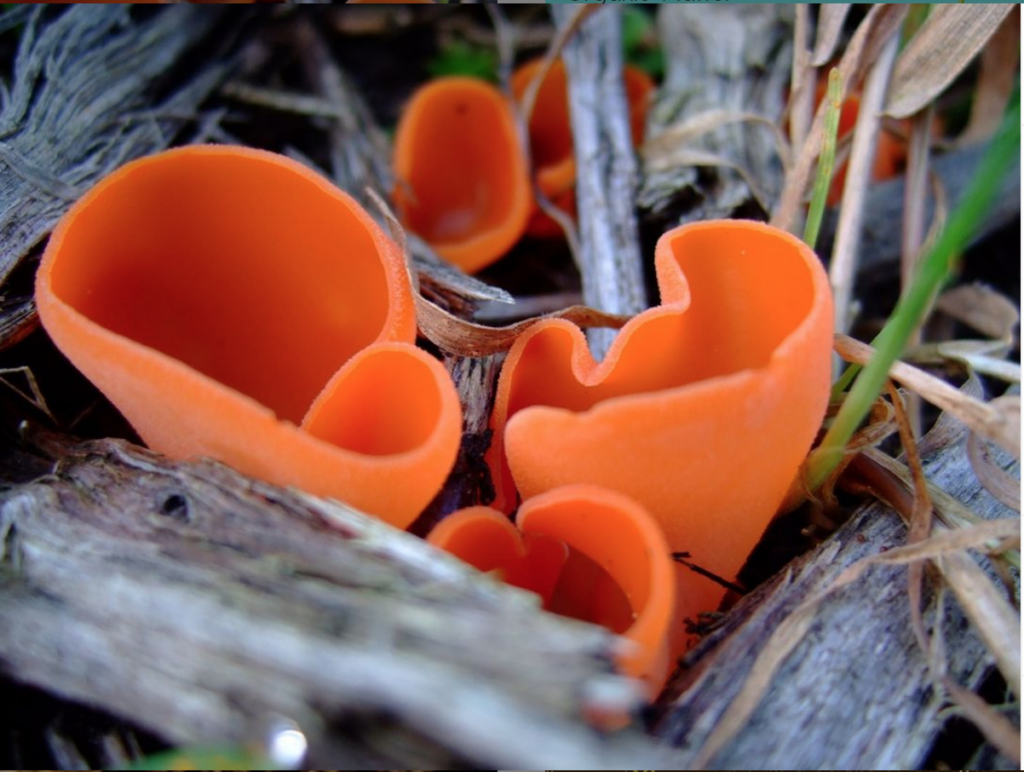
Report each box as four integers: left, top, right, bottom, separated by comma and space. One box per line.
811, 4, 853, 67
936, 283, 1020, 342
886, 5, 1016, 119
642, 147, 770, 212
773, 4, 908, 233
834, 333, 1020, 458
787, 4, 813, 152
416, 294, 629, 358
959, 7, 1021, 146
0, 365, 54, 422
689, 516, 1020, 769
829, 31, 900, 336
642, 109, 791, 170
968, 428, 1022, 512
937, 341, 1021, 384
862, 448, 981, 533
887, 382, 934, 663
901, 105, 936, 436
940, 676, 1021, 765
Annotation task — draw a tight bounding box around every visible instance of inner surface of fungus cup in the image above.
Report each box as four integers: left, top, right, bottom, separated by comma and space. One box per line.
393, 77, 532, 274
428, 485, 677, 695
510, 58, 653, 238
35, 145, 461, 529
486, 220, 834, 655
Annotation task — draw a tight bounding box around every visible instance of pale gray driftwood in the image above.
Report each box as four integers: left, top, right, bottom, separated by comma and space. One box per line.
638, 5, 793, 225
652, 418, 1019, 769
0, 428, 670, 769
0, 6, 229, 351
550, 6, 647, 360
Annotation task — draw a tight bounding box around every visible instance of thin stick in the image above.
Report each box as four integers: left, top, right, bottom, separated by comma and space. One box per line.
901, 103, 936, 437
829, 31, 900, 337
550, 6, 648, 359
787, 4, 814, 152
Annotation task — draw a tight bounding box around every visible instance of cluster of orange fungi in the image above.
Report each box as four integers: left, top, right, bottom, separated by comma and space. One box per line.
37, 61, 834, 699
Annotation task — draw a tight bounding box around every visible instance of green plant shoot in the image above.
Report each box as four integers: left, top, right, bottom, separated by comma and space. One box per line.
806, 89, 1021, 491
804, 67, 842, 251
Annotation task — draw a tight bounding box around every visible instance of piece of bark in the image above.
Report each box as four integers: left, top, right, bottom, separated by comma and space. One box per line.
0, 6, 230, 351
410, 353, 502, 536
638, 5, 793, 226
0, 427, 671, 770
550, 6, 647, 360
652, 423, 1019, 769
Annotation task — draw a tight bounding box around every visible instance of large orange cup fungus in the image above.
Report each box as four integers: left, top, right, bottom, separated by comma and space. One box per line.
393, 77, 532, 274
486, 220, 833, 655
510, 58, 654, 238
35, 145, 461, 530
429, 485, 678, 694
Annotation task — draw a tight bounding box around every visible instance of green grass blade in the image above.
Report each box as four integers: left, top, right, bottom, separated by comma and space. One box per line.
124, 745, 273, 771
804, 67, 842, 251
806, 89, 1021, 491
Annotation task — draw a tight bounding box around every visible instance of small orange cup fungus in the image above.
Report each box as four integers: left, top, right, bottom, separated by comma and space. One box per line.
393, 77, 532, 274
429, 485, 678, 694
35, 145, 461, 529
486, 220, 833, 654
510, 58, 654, 238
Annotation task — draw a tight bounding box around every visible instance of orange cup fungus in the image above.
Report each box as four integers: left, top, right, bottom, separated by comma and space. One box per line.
486, 219, 833, 656
510, 58, 654, 238
429, 485, 677, 694
35, 145, 461, 530
393, 77, 532, 274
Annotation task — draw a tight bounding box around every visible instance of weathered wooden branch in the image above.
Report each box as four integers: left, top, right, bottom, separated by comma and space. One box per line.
0, 6, 230, 351
652, 417, 1019, 769
0, 427, 671, 769
638, 5, 793, 225
550, 6, 647, 360
821, 141, 1021, 284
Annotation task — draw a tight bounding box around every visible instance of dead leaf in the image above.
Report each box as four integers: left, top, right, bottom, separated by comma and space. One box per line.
810, 4, 852, 67
968, 424, 1022, 512
416, 294, 630, 358
938, 341, 1021, 384
936, 283, 1020, 342
959, 7, 1021, 146
642, 146, 770, 212
886, 5, 1016, 119
643, 108, 791, 170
